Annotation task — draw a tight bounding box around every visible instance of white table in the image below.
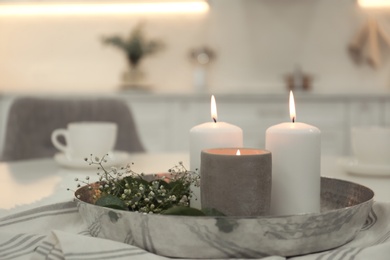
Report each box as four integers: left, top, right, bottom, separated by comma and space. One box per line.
0, 153, 189, 218
1, 153, 389, 218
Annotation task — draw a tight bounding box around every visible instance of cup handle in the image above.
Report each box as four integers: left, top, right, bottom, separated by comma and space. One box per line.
51, 129, 69, 154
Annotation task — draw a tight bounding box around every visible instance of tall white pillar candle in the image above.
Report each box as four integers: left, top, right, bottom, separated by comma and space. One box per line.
265, 91, 321, 216
189, 95, 243, 209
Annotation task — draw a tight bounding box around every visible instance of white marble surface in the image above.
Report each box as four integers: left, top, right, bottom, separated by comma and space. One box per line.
1, 153, 389, 218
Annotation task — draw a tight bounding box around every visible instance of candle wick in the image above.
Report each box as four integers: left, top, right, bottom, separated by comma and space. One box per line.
292, 117, 295, 123
213, 117, 217, 123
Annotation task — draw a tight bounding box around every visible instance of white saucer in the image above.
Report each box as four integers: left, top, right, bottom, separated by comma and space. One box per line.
54, 151, 131, 169
338, 157, 390, 177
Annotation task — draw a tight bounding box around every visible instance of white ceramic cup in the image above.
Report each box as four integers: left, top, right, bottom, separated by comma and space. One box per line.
51, 121, 118, 160
351, 126, 390, 165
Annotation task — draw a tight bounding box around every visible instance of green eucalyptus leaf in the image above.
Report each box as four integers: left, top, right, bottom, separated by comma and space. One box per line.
101, 22, 164, 68
201, 208, 226, 216
161, 206, 205, 216
153, 179, 169, 187
95, 194, 127, 210
122, 176, 149, 186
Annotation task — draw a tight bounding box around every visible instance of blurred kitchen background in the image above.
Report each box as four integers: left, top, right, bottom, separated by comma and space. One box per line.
0, 0, 389, 157
1, 0, 389, 94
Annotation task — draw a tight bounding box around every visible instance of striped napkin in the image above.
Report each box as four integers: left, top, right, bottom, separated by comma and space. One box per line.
1, 201, 390, 260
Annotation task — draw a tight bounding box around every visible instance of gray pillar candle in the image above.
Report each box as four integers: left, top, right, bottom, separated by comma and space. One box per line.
200, 148, 272, 217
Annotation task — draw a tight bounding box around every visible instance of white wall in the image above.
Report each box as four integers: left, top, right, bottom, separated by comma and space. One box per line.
0, 0, 390, 94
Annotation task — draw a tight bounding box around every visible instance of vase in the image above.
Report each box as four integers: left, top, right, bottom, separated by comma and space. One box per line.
120, 65, 150, 91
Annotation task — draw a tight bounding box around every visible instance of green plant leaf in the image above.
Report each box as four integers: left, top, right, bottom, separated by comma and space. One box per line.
161, 206, 205, 216
95, 194, 127, 210
122, 176, 149, 186
101, 22, 164, 68
201, 208, 226, 216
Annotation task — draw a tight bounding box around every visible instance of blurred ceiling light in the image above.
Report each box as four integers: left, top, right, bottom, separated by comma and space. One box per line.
358, 0, 390, 8
0, 1, 209, 16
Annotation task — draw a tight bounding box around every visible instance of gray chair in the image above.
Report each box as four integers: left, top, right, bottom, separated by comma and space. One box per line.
1, 97, 145, 161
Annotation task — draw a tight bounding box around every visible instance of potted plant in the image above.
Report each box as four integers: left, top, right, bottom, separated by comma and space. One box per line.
102, 22, 165, 90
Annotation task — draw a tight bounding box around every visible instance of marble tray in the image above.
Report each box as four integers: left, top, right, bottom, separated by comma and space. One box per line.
75, 177, 374, 259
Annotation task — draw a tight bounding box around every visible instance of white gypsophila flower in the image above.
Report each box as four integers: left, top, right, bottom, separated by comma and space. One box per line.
80, 157, 198, 214
180, 195, 188, 203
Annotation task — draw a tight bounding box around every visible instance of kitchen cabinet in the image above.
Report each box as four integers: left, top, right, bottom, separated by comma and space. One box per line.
122, 93, 390, 157
127, 100, 172, 152
349, 99, 386, 127
297, 100, 346, 156
0, 92, 389, 158
384, 101, 390, 126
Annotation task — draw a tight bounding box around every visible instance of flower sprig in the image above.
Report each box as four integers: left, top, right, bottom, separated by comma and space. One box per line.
76, 154, 200, 214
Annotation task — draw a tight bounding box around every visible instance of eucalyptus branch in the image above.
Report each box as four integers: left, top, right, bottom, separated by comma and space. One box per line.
75, 155, 198, 214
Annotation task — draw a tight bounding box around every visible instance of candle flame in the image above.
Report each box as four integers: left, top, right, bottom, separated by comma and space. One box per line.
289, 91, 296, 123
236, 149, 241, 156
211, 95, 217, 123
